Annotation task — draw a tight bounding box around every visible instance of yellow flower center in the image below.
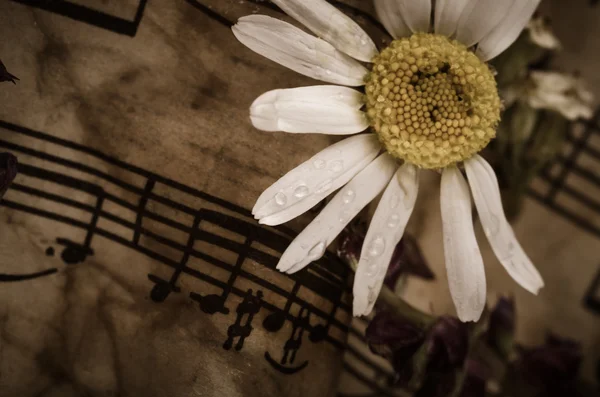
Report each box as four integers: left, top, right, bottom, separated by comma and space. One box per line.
365, 33, 501, 169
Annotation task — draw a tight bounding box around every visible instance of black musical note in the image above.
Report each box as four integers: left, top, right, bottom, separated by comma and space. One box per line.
191, 235, 253, 315
148, 210, 201, 302
223, 289, 263, 351
0, 120, 353, 356
133, 179, 155, 245
56, 193, 104, 264
310, 290, 343, 343
147, 274, 181, 303
264, 306, 310, 375
263, 281, 300, 332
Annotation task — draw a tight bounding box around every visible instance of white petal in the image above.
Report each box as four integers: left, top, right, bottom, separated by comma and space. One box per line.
271, 0, 378, 62
353, 164, 420, 316
440, 167, 486, 322
374, 0, 413, 39
530, 71, 577, 93
232, 15, 368, 86
476, 0, 541, 61
250, 86, 368, 134
455, 0, 516, 47
395, 0, 432, 33
434, 0, 471, 37
464, 155, 544, 294
254, 134, 381, 225
527, 17, 561, 50
277, 154, 398, 274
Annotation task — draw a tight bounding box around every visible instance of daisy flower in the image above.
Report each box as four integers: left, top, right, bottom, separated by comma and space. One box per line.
232, 0, 545, 322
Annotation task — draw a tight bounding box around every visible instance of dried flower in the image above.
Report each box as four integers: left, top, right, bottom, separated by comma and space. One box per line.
517, 333, 582, 387
486, 296, 515, 360
337, 224, 434, 292
385, 235, 435, 290
365, 310, 423, 360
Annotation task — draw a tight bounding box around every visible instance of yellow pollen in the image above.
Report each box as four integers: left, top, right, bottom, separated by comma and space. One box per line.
365, 33, 501, 169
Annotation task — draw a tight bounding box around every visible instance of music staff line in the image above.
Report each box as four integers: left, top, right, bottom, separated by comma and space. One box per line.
186, 0, 389, 41
5, 156, 348, 302
0, 122, 402, 382
528, 111, 600, 238
0, 131, 355, 349
0, 120, 347, 279
10, 0, 148, 37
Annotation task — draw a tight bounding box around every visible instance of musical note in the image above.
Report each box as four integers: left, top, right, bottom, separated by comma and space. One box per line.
264, 305, 310, 375
191, 234, 253, 315
149, 210, 202, 302
309, 290, 343, 343
147, 274, 181, 303
56, 193, 104, 265
263, 281, 300, 332
0, 120, 352, 359
223, 289, 263, 351
133, 179, 155, 245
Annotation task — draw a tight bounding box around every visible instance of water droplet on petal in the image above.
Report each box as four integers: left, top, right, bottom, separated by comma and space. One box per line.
294, 185, 309, 198
339, 210, 352, 224
367, 286, 377, 303
484, 214, 501, 237
315, 179, 333, 194
308, 241, 326, 260
387, 214, 400, 228
275, 193, 287, 206
330, 160, 344, 173
390, 193, 400, 209
365, 262, 378, 277
314, 159, 326, 169
398, 180, 414, 210
368, 236, 385, 257
342, 189, 355, 204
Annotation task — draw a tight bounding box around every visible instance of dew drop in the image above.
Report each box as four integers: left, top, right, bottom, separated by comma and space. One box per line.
342, 189, 355, 204
387, 214, 400, 228
339, 210, 352, 224
308, 241, 326, 260
367, 287, 377, 303
390, 193, 400, 209
275, 193, 287, 206
314, 159, 326, 169
315, 179, 333, 194
330, 160, 344, 173
365, 262, 378, 277
368, 236, 385, 257
294, 185, 309, 198
498, 241, 515, 261
484, 214, 501, 237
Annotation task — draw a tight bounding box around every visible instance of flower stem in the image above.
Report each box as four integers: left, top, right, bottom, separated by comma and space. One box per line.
377, 285, 435, 329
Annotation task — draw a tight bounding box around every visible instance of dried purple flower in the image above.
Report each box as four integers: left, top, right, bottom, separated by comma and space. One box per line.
385, 235, 435, 289
487, 296, 515, 359
517, 333, 582, 387
459, 358, 491, 397
365, 310, 424, 359
425, 316, 470, 371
